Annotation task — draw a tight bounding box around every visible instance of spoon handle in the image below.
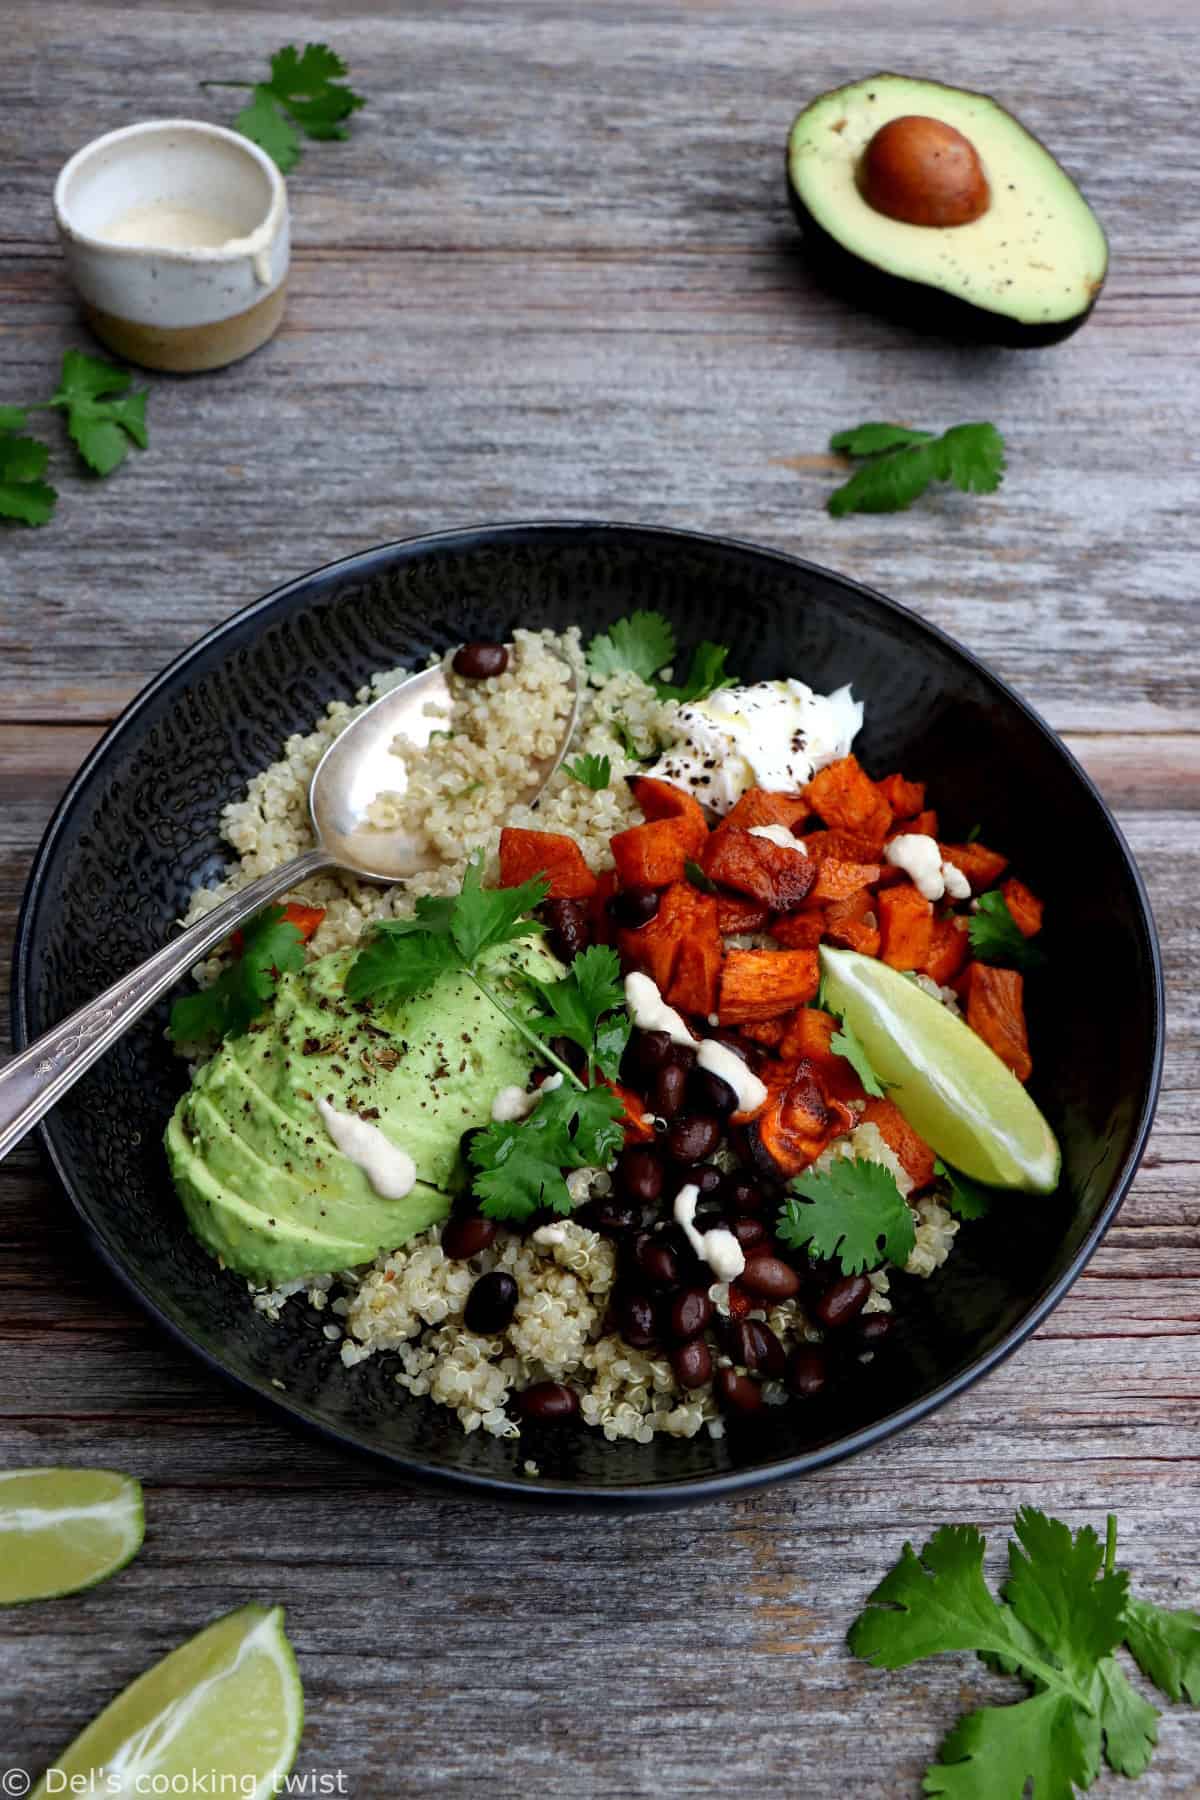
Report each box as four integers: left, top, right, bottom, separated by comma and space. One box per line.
0, 846, 331, 1164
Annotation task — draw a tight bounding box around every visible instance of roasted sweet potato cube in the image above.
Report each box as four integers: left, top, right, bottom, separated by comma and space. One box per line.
702, 826, 816, 911
822, 889, 881, 958
803, 755, 893, 845
498, 827, 598, 899
716, 893, 773, 935
940, 840, 1009, 891
618, 881, 699, 994
718, 948, 819, 1023
723, 788, 809, 833
800, 828, 889, 865
876, 773, 926, 819
1001, 877, 1044, 938
665, 898, 722, 1017
610, 818, 695, 889
966, 964, 1032, 1082
922, 914, 970, 985
746, 1058, 853, 1178
859, 1097, 937, 1191
809, 858, 880, 904
770, 911, 826, 950
877, 883, 934, 970
888, 809, 939, 841
627, 776, 709, 855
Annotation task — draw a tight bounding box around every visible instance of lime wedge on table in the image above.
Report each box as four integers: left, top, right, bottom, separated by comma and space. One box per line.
33, 1603, 303, 1800
0, 1467, 143, 1605
819, 946, 1061, 1193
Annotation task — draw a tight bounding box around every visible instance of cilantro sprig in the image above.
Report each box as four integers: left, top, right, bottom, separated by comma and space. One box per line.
826, 420, 1006, 518
169, 906, 307, 1043
200, 43, 365, 173
934, 1157, 994, 1221
0, 350, 149, 528
851, 1507, 1200, 1796
969, 890, 1048, 971
586, 611, 736, 704
778, 1154, 915, 1275
564, 753, 611, 791
470, 1080, 626, 1223
829, 1014, 888, 1099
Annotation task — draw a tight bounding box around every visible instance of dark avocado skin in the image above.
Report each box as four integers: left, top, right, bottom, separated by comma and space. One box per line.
785, 76, 1107, 348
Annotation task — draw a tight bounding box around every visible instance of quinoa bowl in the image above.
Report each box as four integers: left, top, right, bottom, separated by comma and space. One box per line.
13, 522, 1164, 1504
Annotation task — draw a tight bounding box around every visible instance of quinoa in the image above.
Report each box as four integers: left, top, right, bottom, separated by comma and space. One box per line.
191, 629, 964, 1445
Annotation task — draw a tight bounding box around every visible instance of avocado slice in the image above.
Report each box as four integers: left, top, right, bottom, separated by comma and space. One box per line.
165, 938, 561, 1285
786, 73, 1108, 346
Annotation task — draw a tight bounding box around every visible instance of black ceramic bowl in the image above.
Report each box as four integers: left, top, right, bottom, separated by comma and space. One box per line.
13, 522, 1163, 1506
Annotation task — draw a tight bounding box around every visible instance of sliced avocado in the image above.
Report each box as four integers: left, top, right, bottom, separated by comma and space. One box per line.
786, 73, 1108, 345
165, 937, 561, 1285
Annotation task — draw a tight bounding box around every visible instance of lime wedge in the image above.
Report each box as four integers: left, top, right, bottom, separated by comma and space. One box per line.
0, 1467, 144, 1605
33, 1603, 303, 1800
819, 946, 1061, 1193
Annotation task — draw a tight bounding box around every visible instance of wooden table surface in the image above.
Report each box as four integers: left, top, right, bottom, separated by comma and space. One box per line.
2, 3, 1197, 1793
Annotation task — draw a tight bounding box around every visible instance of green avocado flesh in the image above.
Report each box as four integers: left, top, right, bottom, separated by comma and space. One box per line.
787, 73, 1108, 336
166, 939, 560, 1285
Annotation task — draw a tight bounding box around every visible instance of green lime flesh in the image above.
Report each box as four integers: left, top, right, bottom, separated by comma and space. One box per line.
819, 946, 1061, 1193
33, 1603, 303, 1799
0, 1467, 144, 1606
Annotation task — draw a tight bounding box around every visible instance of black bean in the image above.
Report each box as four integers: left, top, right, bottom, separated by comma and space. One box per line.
732, 1217, 767, 1250
688, 1066, 739, 1119
666, 1114, 722, 1165
855, 1312, 894, 1348
452, 640, 509, 679
693, 1164, 723, 1195
653, 1059, 690, 1120
785, 1346, 829, 1398
517, 1381, 579, 1422
669, 1285, 713, 1342
739, 1252, 802, 1301
464, 1270, 518, 1335
541, 897, 591, 963
617, 1144, 665, 1206
746, 1320, 786, 1378
609, 885, 662, 927
548, 1034, 587, 1076
630, 1028, 674, 1078
720, 1174, 765, 1215
718, 1317, 784, 1377
441, 1214, 498, 1260
671, 1339, 713, 1390
706, 1028, 767, 1072
815, 1274, 872, 1330
629, 1232, 679, 1289
715, 1368, 764, 1416
576, 1196, 639, 1237
617, 1288, 659, 1350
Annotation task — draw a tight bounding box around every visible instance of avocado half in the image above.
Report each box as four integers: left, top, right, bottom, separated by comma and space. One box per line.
786, 73, 1108, 346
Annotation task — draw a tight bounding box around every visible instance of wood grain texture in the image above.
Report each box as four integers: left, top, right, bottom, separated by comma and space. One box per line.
1, 2, 1198, 1795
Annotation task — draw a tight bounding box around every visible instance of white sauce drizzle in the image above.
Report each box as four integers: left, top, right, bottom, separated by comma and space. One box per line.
674, 1184, 746, 1283
490, 1071, 563, 1122
316, 1098, 416, 1199
623, 972, 767, 1117
885, 833, 971, 904
748, 822, 808, 855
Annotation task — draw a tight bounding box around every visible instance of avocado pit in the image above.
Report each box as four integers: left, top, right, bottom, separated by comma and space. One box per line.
860, 114, 990, 228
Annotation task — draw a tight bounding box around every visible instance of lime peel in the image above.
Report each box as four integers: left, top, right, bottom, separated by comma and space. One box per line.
0, 1467, 144, 1606
818, 946, 1061, 1193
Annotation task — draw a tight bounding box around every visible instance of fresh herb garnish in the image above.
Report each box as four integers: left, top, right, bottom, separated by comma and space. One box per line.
0, 351, 150, 527
851, 1507, 1200, 1796
827, 420, 1006, 517
778, 1155, 915, 1275
470, 1081, 626, 1224
965, 821, 983, 844
684, 859, 720, 896
606, 714, 650, 761
968, 890, 1047, 971
564, 753, 612, 791
200, 43, 365, 172
169, 906, 307, 1043
829, 1015, 888, 1099
934, 1157, 994, 1220
524, 945, 630, 1083
587, 611, 735, 703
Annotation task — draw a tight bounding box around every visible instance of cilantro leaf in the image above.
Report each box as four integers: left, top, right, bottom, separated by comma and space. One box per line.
968, 891, 1047, 971
587, 611, 676, 683
1089, 1658, 1159, 1780
605, 713, 651, 761
829, 422, 935, 457
850, 1525, 1049, 1673
779, 1155, 915, 1274
0, 431, 57, 526
526, 946, 630, 1081
470, 1081, 624, 1221
169, 906, 306, 1042
208, 42, 365, 170
0, 405, 29, 430
654, 641, 736, 704
925, 1690, 1094, 1799
1004, 1508, 1128, 1683
933, 1158, 993, 1221
564, 753, 612, 790
344, 925, 459, 1010
48, 350, 148, 477
1124, 1596, 1200, 1705
827, 421, 1005, 518
829, 1016, 888, 1098
684, 859, 720, 895
449, 857, 548, 964
234, 88, 302, 171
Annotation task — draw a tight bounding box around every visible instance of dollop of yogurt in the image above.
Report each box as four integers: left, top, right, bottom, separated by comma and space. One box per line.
646, 679, 863, 814
316, 1098, 416, 1199
885, 833, 971, 903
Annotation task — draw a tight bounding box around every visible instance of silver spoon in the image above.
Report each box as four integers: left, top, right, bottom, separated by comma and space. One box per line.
0, 645, 581, 1162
